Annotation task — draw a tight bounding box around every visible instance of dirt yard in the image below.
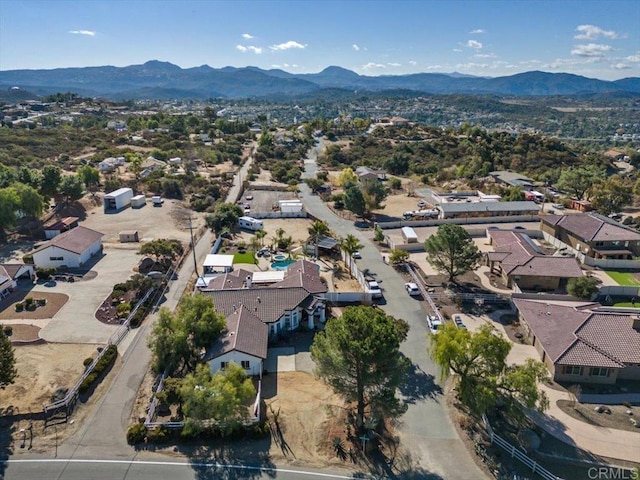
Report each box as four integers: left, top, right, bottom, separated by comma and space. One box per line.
236, 218, 314, 246
557, 400, 640, 433
0, 292, 68, 320
372, 192, 429, 219
0, 343, 99, 411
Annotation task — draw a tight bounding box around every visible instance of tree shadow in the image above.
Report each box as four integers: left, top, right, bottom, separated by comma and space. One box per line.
354, 441, 445, 480
399, 361, 443, 404
0, 416, 15, 478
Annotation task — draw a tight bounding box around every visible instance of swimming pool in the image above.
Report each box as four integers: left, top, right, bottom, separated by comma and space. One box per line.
271, 258, 295, 270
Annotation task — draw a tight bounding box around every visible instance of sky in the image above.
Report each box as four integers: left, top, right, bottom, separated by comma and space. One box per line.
0, 0, 638, 80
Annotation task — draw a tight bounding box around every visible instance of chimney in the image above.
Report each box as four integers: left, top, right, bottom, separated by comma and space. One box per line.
246, 275, 252, 288
633, 316, 640, 331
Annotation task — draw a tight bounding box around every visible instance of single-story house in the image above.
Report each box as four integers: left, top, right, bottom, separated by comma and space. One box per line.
513, 298, 640, 385
541, 213, 640, 260
44, 216, 79, 239
0, 264, 35, 298
486, 230, 583, 291
204, 305, 268, 376
355, 166, 386, 182
437, 201, 540, 219
489, 171, 535, 191
32, 226, 104, 269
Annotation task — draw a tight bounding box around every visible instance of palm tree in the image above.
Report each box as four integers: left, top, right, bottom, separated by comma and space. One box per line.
340, 234, 363, 277
308, 220, 331, 258
255, 229, 267, 247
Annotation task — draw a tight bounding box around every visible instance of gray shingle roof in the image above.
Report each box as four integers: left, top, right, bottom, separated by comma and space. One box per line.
33, 226, 103, 255
272, 259, 326, 294
203, 305, 268, 361
439, 201, 539, 214
556, 340, 623, 368
543, 213, 640, 243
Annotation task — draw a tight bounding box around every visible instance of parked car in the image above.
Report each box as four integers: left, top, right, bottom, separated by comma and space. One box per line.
245, 194, 253, 200
404, 282, 420, 296
453, 315, 466, 329
352, 251, 362, 259
427, 315, 443, 334
417, 200, 427, 209
552, 203, 565, 210
367, 280, 382, 299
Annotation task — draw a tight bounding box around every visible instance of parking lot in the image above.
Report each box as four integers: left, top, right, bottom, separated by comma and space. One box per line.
242, 188, 298, 214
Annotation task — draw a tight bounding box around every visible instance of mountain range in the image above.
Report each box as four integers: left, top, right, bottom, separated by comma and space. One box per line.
1, 60, 639, 100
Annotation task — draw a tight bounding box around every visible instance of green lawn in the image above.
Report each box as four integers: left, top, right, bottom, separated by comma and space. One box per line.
605, 270, 640, 286
233, 251, 257, 265
612, 302, 640, 308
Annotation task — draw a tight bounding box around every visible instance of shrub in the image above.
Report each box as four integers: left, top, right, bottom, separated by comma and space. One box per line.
129, 307, 147, 328
36, 298, 46, 307
24, 297, 36, 311
22, 254, 34, 264
15, 303, 24, 312
79, 373, 98, 393
79, 345, 118, 394
126, 423, 147, 445
36, 267, 56, 280
146, 425, 170, 443
3, 325, 13, 336
116, 301, 132, 318
83, 357, 94, 368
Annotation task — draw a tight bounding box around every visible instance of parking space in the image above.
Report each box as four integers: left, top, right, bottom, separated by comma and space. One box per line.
242, 189, 297, 214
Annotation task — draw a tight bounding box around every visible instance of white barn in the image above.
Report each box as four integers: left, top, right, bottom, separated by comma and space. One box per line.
32, 226, 104, 269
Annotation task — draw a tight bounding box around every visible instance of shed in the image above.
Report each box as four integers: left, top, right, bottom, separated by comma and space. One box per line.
119, 230, 139, 243
44, 216, 79, 239
103, 187, 134, 211
401, 226, 418, 243
203, 254, 234, 276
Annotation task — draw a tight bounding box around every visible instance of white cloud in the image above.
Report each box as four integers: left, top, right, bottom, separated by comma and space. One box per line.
409, 60, 417, 66
425, 65, 443, 70
387, 62, 401, 67
466, 40, 483, 50
626, 53, 640, 63
362, 62, 386, 70
242, 33, 254, 40
613, 63, 631, 70
270, 40, 306, 51
68, 30, 95, 36
475, 53, 496, 58
469, 29, 485, 34
574, 24, 618, 40
236, 45, 262, 54
571, 43, 613, 57
452, 48, 462, 53
352, 44, 360, 51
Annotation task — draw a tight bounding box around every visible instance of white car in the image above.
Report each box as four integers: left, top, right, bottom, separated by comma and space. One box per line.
245, 195, 254, 200
417, 200, 427, 209
367, 281, 382, 299
427, 315, 443, 334
352, 251, 362, 259
404, 282, 420, 296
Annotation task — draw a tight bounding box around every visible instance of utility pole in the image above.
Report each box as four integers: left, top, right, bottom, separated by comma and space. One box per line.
188, 218, 200, 280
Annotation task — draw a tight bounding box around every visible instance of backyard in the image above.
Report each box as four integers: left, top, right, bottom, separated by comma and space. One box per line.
606, 270, 640, 286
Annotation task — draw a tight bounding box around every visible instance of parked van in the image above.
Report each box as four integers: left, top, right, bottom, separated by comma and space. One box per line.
238, 216, 264, 231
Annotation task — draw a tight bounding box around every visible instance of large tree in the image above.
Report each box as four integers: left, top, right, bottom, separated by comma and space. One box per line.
77, 165, 100, 192
59, 175, 85, 203
0, 187, 20, 242
139, 238, 183, 268
360, 178, 387, 212
340, 234, 363, 275
311, 306, 410, 434
425, 224, 481, 282
0, 328, 17, 389
567, 276, 600, 299
343, 183, 367, 218
430, 323, 549, 416
556, 165, 605, 201
12, 182, 44, 218
40, 165, 62, 199
588, 177, 633, 216
337, 167, 358, 187
308, 220, 331, 258
205, 202, 243, 236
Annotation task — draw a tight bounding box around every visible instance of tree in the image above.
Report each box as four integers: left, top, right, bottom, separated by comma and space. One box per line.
308, 220, 331, 258
139, 238, 183, 268
179, 362, 256, 435
0, 187, 20, 242
305, 178, 323, 193
502, 186, 525, 201
16, 167, 42, 189
429, 323, 549, 416
205, 202, 243, 236
556, 165, 605, 201
343, 183, 366, 218
389, 249, 410, 265
59, 175, 85, 203
340, 234, 363, 275
77, 165, 100, 192
337, 168, 358, 187
40, 165, 62, 199
425, 224, 481, 282
255, 229, 267, 247
373, 226, 385, 243
360, 178, 387, 212
311, 306, 410, 434
11, 182, 44, 218
0, 327, 17, 389
588, 177, 633, 216
567, 276, 600, 299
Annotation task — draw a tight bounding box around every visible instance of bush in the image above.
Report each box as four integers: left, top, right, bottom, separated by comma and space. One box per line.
24, 297, 36, 311
116, 301, 132, 318
36, 267, 56, 280
22, 254, 34, 264
83, 357, 94, 368
15, 303, 24, 312
146, 425, 170, 444
126, 423, 147, 445
78, 344, 118, 394
3, 325, 13, 336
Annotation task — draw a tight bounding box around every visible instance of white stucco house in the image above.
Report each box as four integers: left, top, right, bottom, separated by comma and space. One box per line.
32, 226, 104, 269
0, 264, 35, 298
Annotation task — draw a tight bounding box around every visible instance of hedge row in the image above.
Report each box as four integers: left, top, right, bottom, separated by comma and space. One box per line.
79, 344, 118, 394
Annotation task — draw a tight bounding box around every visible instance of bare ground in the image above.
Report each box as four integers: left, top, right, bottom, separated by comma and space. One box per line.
0, 292, 69, 320
557, 400, 640, 433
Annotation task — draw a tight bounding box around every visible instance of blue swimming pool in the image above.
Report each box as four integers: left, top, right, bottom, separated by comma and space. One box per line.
271, 258, 295, 270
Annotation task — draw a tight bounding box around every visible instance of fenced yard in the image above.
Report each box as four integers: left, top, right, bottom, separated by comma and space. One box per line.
605, 270, 640, 286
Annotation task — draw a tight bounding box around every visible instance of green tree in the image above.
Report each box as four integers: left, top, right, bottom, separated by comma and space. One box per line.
343, 183, 366, 218
304, 178, 323, 193
308, 220, 331, 258
205, 202, 243, 236
340, 234, 363, 275
0, 187, 20, 242
311, 306, 410, 434
255, 229, 267, 247
337, 168, 358, 187
556, 165, 605, 201
0, 328, 17, 389
567, 276, 600, 299
40, 165, 62, 199
373, 226, 385, 243
17, 167, 42, 189
139, 238, 183, 267
429, 323, 549, 415
77, 165, 100, 192
180, 362, 256, 435
502, 186, 525, 201
59, 175, 85, 203
425, 224, 482, 282
389, 249, 410, 265
11, 182, 44, 218
588, 177, 633, 216
360, 178, 387, 212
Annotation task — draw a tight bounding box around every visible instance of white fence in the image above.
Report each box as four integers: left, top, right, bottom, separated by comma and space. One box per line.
482, 415, 563, 480
406, 262, 443, 321
322, 291, 373, 304
248, 211, 308, 219
376, 215, 541, 230
340, 250, 369, 291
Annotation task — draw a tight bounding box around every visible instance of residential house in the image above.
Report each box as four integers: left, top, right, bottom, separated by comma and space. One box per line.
44, 216, 79, 239
486, 230, 583, 291
390, 116, 409, 126
541, 213, 640, 260
0, 264, 35, 299
513, 298, 640, 385
355, 166, 386, 182
489, 171, 535, 191
32, 226, 103, 269
437, 201, 540, 219
204, 305, 268, 376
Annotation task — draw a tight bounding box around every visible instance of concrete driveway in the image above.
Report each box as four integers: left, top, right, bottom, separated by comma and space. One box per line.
37, 247, 140, 344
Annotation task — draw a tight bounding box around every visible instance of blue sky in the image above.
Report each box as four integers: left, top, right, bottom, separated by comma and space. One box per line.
1, 0, 638, 80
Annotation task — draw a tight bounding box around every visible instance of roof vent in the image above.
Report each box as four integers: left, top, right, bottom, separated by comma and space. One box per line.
257, 296, 261, 303
232, 304, 237, 311
632, 316, 640, 331
229, 332, 235, 336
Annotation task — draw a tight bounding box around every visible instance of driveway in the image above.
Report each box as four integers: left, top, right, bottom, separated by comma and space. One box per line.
37, 247, 140, 343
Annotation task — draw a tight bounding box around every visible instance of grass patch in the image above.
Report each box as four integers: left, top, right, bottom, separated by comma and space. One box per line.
605, 270, 640, 286
233, 251, 257, 264
613, 302, 640, 308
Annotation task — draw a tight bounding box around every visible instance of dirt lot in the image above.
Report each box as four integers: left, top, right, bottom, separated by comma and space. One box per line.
236, 218, 314, 246
243, 189, 298, 214
0, 291, 68, 320
0, 343, 99, 411
557, 400, 640, 433
372, 192, 429, 220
